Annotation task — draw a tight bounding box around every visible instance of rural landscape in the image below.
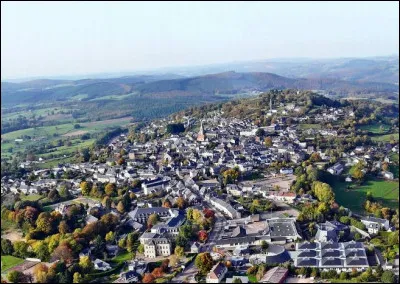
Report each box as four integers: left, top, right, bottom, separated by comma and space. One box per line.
1, 1, 399, 284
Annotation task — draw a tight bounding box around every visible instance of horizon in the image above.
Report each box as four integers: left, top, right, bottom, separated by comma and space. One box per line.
1, 1, 399, 81
2, 54, 399, 83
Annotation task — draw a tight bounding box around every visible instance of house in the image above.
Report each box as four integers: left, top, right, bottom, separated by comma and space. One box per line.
143, 237, 172, 258
360, 216, 390, 235
117, 271, 139, 283
206, 262, 228, 283
94, 259, 112, 271
315, 221, 349, 242
279, 168, 293, 175
327, 163, 344, 175
209, 198, 241, 219
259, 267, 288, 283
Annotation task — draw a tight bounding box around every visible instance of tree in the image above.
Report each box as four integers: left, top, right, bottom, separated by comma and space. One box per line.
381, 271, 395, 283
195, 252, 213, 274
169, 254, 180, 267
79, 256, 93, 273
309, 152, 321, 162
137, 244, 144, 254
73, 272, 83, 283
352, 168, 365, 182
1, 238, 14, 255
233, 278, 243, 283
222, 167, 240, 185
36, 212, 54, 234
264, 137, 273, 147
105, 231, 115, 243
162, 200, 172, 208
339, 272, 348, 280
52, 242, 74, 264
7, 271, 24, 283
126, 233, 136, 253
147, 213, 159, 228
80, 181, 90, 196
105, 183, 116, 196
175, 197, 187, 209
174, 246, 185, 257
58, 221, 70, 235
198, 230, 208, 242
261, 240, 269, 252
166, 123, 185, 134
34, 241, 50, 261
13, 241, 29, 258
256, 128, 265, 137
312, 181, 335, 203
151, 267, 164, 278
142, 273, 155, 283
102, 196, 112, 210
116, 201, 125, 214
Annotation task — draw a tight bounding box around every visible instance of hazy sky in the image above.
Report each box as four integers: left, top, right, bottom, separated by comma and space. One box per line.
1, 1, 399, 80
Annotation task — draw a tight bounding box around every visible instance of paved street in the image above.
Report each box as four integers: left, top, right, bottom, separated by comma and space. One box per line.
170, 260, 198, 283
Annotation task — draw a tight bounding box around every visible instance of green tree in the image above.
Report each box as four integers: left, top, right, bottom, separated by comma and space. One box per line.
105, 231, 115, 243
261, 241, 269, 252
34, 241, 50, 261
137, 244, 144, 254
381, 271, 395, 283
7, 270, 24, 283
1, 238, 14, 255
13, 241, 29, 258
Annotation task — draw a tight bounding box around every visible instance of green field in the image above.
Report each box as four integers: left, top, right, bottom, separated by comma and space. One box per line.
1, 255, 24, 272
371, 133, 399, 142
299, 123, 322, 130
1, 117, 133, 160
327, 176, 399, 212
20, 194, 45, 201
358, 123, 391, 134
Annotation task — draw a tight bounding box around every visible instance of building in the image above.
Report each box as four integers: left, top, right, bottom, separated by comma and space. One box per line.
259, 267, 288, 283
249, 244, 291, 265
327, 163, 344, 175
191, 242, 201, 253
315, 221, 349, 242
294, 241, 369, 272
142, 177, 170, 195
128, 207, 176, 224
197, 120, 206, 142
206, 262, 228, 283
209, 198, 241, 219
360, 216, 390, 235
93, 259, 112, 271
143, 236, 172, 258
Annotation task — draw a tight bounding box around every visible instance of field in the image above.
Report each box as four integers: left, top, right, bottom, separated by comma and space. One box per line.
371, 133, 399, 142
20, 194, 45, 201
327, 176, 399, 212
1, 116, 134, 160
1, 255, 25, 272
358, 123, 391, 134
299, 124, 322, 130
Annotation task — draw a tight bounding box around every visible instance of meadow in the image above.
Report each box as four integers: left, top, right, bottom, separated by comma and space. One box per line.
1, 255, 24, 272
327, 175, 399, 212
358, 122, 391, 134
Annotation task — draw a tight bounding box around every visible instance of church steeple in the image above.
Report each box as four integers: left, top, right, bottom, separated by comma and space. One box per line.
197, 120, 205, 142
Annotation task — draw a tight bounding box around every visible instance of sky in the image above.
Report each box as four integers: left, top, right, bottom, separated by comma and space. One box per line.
1, 1, 399, 80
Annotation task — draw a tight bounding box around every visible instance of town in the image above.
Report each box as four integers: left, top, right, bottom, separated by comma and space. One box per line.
1, 90, 399, 284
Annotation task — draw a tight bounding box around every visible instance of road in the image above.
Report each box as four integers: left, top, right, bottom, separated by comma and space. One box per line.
201, 200, 228, 252
170, 260, 198, 283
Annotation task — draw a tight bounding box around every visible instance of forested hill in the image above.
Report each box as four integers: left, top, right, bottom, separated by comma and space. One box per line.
174, 89, 400, 124
2, 71, 398, 106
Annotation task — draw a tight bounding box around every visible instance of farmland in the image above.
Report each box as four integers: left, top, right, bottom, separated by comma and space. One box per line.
358, 122, 391, 134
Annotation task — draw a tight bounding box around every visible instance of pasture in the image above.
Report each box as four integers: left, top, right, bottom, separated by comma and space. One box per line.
358, 123, 391, 134
371, 133, 399, 142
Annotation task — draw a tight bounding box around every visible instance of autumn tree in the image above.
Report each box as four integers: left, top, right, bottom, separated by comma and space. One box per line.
58, 221, 70, 235
175, 197, 187, 209
222, 167, 240, 185
174, 246, 185, 257
105, 183, 116, 196
79, 256, 93, 273
52, 242, 74, 264
195, 252, 213, 274
264, 137, 273, 147
7, 271, 24, 283
105, 231, 115, 243
198, 230, 208, 242
102, 196, 112, 210
147, 213, 159, 228
73, 272, 83, 283
142, 273, 155, 283
151, 267, 164, 278
80, 181, 90, 196
162, 200, 172, 208
116, 201, 125, 214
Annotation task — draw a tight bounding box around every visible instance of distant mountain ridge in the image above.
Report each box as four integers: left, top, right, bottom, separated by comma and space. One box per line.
1, 71, 398, 106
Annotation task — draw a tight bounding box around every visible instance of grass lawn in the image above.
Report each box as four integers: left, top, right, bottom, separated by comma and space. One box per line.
112, 251, 134, 263
248, 275, 257, 283
358, 123, 391, 134
1, 255, 24, 272
326, 175, 399, 212
371, 133, 399, 142
299, 124, 322, 130
20, 194, 44, 201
